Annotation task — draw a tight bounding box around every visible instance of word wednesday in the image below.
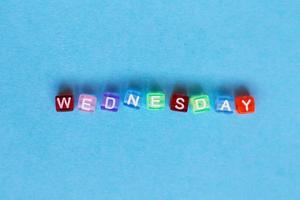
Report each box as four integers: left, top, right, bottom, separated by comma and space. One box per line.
55, 90, 255, 114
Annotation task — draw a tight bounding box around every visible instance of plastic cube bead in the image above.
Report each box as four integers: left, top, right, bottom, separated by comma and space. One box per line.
78, 94, 97, 112
190, 95, 210, 113
123, 90, 142, 109
215, 96, 234, 113
235, 96, 255, 114
147, 92, 165, 110
55, 94, 74, 112
170, 93, 189, 112
101, 92, 120, 112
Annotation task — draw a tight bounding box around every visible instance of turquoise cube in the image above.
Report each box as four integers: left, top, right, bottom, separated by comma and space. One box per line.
123, 90, 142, 109
147, 92, 165, 110
190, 95, 210, 113
215, 96, 234, 113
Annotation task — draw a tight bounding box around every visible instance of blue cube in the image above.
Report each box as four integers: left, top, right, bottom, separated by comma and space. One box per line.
215, 96, 234, 113
101, 92, 120, 112
123, 90, 142, 109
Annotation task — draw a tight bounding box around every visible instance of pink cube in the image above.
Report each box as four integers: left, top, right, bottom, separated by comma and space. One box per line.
78, 94, 97, 112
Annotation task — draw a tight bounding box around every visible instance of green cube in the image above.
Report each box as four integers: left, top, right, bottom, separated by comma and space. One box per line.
147, 92, 165, 110
190, 95, 210, 113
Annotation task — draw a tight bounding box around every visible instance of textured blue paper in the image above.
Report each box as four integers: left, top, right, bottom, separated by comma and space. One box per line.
1, 1, 300, 199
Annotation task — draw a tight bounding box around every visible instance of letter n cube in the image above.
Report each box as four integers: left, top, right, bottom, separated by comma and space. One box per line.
124, 90, 142, 109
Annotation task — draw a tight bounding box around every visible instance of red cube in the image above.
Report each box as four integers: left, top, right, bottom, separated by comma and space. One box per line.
55, 94, 74, 112
170, 93, 189, 112
235, 96, 255, 114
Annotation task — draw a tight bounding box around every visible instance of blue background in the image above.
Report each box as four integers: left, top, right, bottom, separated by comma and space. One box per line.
1, 1, 300, 199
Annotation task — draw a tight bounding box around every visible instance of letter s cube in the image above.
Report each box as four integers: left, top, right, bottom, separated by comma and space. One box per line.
170, 93, 189, 112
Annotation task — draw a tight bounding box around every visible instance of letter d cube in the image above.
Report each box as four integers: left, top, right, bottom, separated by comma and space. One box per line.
101, 92, 120, 112
190, 95, 210, 114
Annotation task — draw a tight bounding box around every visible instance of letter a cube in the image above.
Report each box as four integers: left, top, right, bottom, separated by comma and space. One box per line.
215, 96, 234, 114
235, 96, 255, 114
55, 94, 74, 112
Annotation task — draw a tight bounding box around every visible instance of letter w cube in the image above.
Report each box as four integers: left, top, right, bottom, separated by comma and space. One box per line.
55, 94, 74, 112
